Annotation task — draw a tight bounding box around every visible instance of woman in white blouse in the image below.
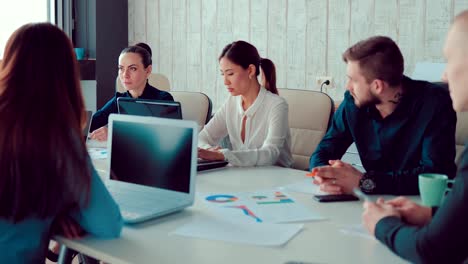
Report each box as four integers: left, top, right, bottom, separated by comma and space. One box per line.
198, 40, 293, 167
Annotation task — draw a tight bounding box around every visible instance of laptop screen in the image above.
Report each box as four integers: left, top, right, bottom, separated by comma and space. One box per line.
109, 118, 192, 193
117, 98, 182, 119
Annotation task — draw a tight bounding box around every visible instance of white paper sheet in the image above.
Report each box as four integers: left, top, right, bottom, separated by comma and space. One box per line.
172, 215, 304, 247
280, 179, 326, 195
86, 139, 107, 148
200, 190, 325, 223
88, 147, 108, 160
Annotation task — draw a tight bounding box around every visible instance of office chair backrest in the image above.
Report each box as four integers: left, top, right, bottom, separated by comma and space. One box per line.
279, 88, 334, 170
169, 91, 212, 130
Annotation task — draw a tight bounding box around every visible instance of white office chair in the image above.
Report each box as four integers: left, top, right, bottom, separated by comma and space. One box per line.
279, 88, 334, 170
116, 73, 170, 93
169, 91, 212, 130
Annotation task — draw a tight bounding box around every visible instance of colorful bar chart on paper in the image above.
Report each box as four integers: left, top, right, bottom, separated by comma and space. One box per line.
226, 205, 262, 222
251, 191, 294, 205
200, 189, 325, 223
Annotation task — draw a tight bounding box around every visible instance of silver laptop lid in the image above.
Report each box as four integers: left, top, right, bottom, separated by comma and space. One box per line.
107, 114, 197, 198
83, 110, 93, 138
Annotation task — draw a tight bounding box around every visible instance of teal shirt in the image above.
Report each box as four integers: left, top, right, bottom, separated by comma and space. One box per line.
0, 163, 123, 263
310, 77, 457, 194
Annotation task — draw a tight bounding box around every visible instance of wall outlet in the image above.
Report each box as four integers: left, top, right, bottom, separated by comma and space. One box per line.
316, 76, 334, 89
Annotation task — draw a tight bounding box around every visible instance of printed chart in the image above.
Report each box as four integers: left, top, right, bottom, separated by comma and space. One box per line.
202, 189, 324, 224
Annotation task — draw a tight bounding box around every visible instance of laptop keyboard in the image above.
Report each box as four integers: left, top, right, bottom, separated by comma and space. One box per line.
106, 182, 183, 219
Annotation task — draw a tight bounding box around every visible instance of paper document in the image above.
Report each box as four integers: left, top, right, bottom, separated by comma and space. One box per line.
200, 190, 324, 223
88, 147, 108, 160
86, 139, 107, 148
172, 214, 303, 247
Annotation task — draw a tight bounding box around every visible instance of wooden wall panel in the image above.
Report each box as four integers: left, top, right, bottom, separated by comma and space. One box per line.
374, 1, 398, 40
129, 0, 466, 105
349, 0, 374, 44
232, 0, 250, 41
267, 0, 287, 89
398, 0, 425, 75
146, 0, 159, 70
215, 0, 234, 106
305, 0, 327, 91
327, 0, 350, 98
424, 0, 452, 61
127, 0, 135, 44
133, 0, 147, 43
454, 0, 468, 15
172, 0, 187, 91
158, 0, 173, 86
286, 0, 307, 90
250, 0, 268, 59
201, 0, 217, 108
186, 0, 202, 94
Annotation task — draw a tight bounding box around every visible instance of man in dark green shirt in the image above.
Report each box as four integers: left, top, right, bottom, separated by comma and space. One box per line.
363, 10, 468, 263
310, 36, 457, 195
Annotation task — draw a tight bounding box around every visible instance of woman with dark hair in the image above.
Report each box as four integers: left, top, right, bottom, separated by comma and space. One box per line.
198, 40, 293, 167
0, 23, 122, 263
89, 42, 174, 141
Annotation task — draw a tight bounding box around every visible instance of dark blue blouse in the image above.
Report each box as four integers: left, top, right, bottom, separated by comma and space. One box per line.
90, 83, 174, 132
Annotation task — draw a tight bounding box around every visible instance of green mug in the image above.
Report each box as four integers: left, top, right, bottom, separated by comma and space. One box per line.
418, 173, 454, 207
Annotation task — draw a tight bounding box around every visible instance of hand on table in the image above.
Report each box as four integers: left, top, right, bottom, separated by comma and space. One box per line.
362, 198, 401, 235
198, 147, 225, 161
89, 126, 108, 141
386, 196, 432, 226
311, 160, 363, 194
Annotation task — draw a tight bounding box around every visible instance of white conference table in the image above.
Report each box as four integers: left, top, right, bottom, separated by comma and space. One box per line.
57, 164, 408, 264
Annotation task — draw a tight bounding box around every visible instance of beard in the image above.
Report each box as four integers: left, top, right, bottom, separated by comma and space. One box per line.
352, 90, 381, 108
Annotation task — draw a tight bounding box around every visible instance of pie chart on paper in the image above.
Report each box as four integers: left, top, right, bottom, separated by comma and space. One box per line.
205, 194, 239, 203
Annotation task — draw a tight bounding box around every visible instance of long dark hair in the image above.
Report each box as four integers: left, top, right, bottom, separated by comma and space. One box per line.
219, 40, 278, 95
0, 23, 90, 222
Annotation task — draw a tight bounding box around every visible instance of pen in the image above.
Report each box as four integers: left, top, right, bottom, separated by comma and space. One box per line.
306, 171, 317, 177
352, 188, 371, 201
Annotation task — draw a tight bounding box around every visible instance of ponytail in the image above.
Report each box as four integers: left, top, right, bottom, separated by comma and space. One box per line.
260, 58, 278, 95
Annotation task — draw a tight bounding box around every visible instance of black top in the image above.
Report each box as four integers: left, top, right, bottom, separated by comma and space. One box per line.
310, 76, 457, 195
375, 145, 468, 264
90, 83, 174, 132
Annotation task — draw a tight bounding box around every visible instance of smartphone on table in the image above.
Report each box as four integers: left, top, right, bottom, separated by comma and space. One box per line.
313, 194, 359, 202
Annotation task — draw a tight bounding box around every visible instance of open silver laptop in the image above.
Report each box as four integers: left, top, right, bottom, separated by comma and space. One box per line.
106, 114, 197, 224
83, 110, 93, 139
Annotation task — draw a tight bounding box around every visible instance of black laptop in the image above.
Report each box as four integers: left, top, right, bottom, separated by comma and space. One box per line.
117, 97, 183, 119
197, 158, 228, 171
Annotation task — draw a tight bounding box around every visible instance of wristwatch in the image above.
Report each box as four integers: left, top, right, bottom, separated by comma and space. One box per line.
359, 171, 376, 193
